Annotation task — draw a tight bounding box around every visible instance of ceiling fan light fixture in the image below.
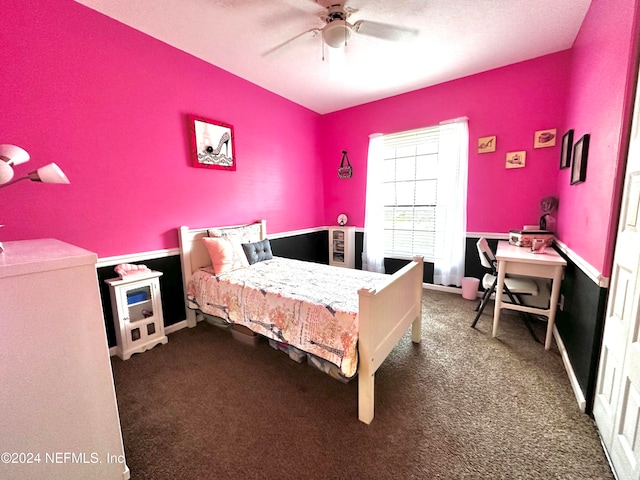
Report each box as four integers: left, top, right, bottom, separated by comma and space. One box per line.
322, 20, 352, 48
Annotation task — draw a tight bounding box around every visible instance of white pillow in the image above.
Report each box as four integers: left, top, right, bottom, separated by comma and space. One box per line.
208, 223, 262, 243
202, 236, 249, 275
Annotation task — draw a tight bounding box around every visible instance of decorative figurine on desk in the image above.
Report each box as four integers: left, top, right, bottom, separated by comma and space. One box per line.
539, 196, 558, 232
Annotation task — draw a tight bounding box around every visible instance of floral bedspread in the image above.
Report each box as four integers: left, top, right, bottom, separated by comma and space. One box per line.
187, 257, 388, 378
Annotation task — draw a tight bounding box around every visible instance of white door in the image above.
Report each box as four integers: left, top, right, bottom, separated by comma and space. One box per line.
592, 67, 640, 479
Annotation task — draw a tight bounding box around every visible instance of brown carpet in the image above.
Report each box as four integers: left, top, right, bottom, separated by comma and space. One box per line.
111, 289, 613, 479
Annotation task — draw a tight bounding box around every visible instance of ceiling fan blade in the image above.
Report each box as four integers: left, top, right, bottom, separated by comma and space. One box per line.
261, 0, 324, 28
262, 28, 319, 56
352, 20, 419, 41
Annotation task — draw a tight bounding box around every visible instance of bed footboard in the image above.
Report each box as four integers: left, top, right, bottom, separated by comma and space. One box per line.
357, 256, 424, 424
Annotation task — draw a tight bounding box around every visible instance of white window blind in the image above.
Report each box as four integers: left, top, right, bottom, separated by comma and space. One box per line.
382, 125, 441, 259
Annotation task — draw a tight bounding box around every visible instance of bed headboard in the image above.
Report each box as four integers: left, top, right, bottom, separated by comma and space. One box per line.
178, 220, 267, 327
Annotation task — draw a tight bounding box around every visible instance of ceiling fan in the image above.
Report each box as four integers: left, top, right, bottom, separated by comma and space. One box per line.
264, 1, 419, 57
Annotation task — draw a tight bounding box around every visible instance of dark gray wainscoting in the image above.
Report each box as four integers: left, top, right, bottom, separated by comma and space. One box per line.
353, 231, 436, 283
269, 230, 328, 264
555, 252, 608, 414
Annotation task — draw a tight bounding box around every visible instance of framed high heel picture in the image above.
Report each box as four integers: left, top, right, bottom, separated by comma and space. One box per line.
188, 114, 235, 171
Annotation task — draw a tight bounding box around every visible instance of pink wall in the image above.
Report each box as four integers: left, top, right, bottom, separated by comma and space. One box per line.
320, 52, 572, 234
2, 0, 638, 276
320, 0, 640, 277
0, 1, 323, 257
557, 0, 640, 277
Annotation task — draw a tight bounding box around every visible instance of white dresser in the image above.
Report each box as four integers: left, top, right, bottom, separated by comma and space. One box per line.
0, 239, 129, 480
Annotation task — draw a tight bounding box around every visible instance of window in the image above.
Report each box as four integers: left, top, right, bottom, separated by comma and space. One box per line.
364, 118, 467, 285
381, 125, 441, 259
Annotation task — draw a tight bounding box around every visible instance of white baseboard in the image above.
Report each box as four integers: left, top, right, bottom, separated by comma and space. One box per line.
554, 325, 587, 412
165, 320, 188, 335
423, 282, 479, 297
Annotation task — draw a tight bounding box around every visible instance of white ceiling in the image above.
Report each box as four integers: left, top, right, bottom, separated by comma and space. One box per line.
74, 0, 591, 114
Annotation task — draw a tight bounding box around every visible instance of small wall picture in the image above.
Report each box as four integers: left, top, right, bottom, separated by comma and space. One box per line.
478, 135, 496, 153
506, 151, 526, 169
188, 114, 235, 171
560, 129, 574, 169
534, 129, 557, 148
571, 134, 590, 185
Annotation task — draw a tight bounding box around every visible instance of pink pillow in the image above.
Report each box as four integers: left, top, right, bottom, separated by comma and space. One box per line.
202, 236, 249, 275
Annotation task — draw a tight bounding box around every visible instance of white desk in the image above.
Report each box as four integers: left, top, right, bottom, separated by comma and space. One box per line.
493, 241, 567, 349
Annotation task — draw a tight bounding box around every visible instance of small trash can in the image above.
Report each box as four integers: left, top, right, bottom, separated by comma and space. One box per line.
461, 277, 480, 300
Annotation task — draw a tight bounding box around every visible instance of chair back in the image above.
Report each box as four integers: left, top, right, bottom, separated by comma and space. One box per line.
476, 237, 497, 272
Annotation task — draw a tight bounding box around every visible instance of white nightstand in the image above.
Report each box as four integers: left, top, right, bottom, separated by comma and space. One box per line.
105, 271, 168, 360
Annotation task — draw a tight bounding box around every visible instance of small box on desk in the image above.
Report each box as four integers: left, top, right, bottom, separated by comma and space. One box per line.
509, 230, 554, 248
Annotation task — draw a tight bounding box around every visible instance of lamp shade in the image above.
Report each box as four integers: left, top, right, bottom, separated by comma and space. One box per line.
0, 144, 30, 166
323, 20, 352, 48
0, 161, 14, 185
29, 163, 70, 184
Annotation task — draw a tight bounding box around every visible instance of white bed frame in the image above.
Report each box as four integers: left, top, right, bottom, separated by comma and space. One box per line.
178, 221, 424, 424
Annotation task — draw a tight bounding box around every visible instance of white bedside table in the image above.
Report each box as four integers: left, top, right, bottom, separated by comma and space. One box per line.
105, 270, 168, 360
329, 226, 355, 268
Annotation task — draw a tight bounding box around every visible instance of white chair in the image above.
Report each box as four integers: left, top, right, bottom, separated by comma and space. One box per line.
471, 237, 543, 341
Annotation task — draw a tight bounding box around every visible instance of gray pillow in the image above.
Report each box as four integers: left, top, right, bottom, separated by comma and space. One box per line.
242, 238, 273, 265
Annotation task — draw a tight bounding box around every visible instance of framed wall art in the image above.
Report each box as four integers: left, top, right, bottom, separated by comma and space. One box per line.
505, 151, 526, 169
559, 129, 574, 169
571, 134, 590, 185
188, 114, 235, 171
534, 128, 557, 148
478, 135, 496, 153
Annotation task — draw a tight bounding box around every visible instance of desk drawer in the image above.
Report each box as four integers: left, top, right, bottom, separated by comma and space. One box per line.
501, 261, 561, 279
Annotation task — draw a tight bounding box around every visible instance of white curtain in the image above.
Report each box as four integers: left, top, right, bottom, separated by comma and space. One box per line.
433, 118, 468, 287
362, 133, 386, 273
